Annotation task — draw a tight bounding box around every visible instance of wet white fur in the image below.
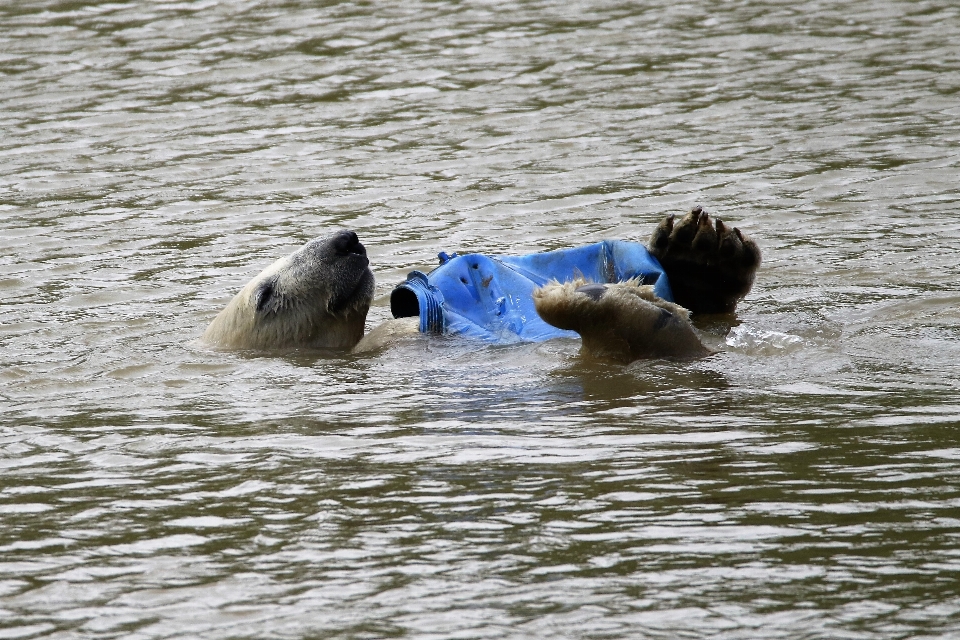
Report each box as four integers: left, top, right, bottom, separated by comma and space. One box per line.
352, 317, 421, 354
202, 238, 373, 351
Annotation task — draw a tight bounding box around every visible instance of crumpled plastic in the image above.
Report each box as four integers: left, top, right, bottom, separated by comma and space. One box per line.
389, 240, 674, 343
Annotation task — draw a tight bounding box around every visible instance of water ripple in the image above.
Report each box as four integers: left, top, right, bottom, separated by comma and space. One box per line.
3, 0, 960, 638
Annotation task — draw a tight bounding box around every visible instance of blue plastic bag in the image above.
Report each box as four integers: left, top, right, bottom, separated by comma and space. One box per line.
390, 240, 674, 343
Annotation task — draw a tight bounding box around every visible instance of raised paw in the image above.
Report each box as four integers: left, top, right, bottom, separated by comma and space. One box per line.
533, 279, 712, 362
647, 205, 761, 315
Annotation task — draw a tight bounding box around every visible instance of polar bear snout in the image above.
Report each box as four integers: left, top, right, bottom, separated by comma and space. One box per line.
201, 229, 375, 351
331, 230, 368, 260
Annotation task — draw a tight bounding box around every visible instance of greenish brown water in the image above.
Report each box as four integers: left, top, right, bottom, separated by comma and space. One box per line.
2, 1, 960, 638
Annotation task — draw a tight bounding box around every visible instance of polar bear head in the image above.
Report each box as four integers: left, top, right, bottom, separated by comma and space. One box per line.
202, 230, 375, 351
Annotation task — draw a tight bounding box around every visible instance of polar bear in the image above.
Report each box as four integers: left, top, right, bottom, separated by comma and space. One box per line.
201, 230, 375, 350
201, 207, 760, 361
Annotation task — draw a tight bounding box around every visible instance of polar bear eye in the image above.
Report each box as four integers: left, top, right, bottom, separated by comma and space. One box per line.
254, 280, 276, 313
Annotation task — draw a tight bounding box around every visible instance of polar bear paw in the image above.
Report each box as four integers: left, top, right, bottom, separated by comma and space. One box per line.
647, 206, 761, 315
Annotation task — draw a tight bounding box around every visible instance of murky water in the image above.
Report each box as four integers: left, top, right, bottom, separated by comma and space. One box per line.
3, 0, 960, 638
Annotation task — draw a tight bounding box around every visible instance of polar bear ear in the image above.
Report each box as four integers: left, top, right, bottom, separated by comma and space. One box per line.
254, 278, 279, 314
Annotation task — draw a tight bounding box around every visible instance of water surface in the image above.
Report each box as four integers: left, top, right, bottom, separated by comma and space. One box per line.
2, 1, 960, 638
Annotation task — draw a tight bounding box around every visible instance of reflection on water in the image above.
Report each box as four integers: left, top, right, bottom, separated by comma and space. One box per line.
2, 0, 960, 638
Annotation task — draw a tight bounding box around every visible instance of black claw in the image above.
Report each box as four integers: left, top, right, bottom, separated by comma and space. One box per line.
692, 213, 719, 253
739, 232, 761, 268
576, 283, 607, 302
718, 226, 741, 259
650, 214, 675, 250
670, 209, 701, 246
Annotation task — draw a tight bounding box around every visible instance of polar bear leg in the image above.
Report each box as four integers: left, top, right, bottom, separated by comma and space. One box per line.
533, 279, 712, 362
352, 317, 421, 354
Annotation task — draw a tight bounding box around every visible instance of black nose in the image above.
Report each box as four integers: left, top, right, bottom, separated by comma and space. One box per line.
332, 230, 365, 257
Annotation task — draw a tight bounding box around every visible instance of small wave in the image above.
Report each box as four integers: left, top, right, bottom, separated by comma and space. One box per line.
725, 325, 805, 353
